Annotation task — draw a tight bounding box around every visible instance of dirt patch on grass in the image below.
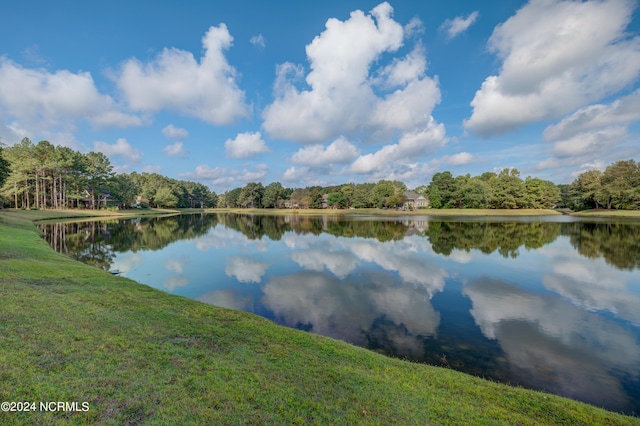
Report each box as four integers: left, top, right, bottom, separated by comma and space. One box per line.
0, 251, 22, 259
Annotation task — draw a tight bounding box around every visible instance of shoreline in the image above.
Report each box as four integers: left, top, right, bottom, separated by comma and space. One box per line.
4, 207, 640, 225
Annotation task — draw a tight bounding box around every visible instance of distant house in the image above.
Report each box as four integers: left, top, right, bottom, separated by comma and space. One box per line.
403, 190, 429, 210
403, 218, 429, 235
81, 189, 118, 209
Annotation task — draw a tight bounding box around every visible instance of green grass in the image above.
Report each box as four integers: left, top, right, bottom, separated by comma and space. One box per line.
215, 207, 562, 217
0, 210, 639, 425
571, 209, 640, 218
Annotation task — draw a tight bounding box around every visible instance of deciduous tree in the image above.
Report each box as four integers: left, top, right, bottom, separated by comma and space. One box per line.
599, 160, 640, 209
327, 191, 346, 208
153, 186, 178, 208
263, 182, 285, 208
239, 182, 264, 208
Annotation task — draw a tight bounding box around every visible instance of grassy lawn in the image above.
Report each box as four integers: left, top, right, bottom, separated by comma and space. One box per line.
0, 210, 638, 425
214, 207, 562, 217
571, 209, 640, 218
0, 208, 183, 221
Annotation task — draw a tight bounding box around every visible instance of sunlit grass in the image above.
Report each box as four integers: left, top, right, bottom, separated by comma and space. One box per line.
212, 207, 562, 216
0, 210, 638, 424
0, 208, 178, 223
572, 209, 640, 218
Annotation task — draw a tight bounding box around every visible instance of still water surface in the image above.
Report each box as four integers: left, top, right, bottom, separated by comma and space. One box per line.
39, 213, 640, 415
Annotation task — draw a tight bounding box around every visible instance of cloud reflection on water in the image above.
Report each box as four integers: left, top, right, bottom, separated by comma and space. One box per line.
225, 256, 270, 283
163, 275, 190, 291
257, 232, 449, 358
540, 242, 640, 326
347, 239, 447, 294
165, 257, 188, 274
110, 252, 143, 274
291, 249, 359, 279
463, 276, 640, 412
262, 270, 440, 358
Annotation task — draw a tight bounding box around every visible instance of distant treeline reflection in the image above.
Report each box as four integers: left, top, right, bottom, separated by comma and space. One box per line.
562, 222, 640, 270
427, 221, 562, 258
40, 214, 219, 270
39, 214, 640, 271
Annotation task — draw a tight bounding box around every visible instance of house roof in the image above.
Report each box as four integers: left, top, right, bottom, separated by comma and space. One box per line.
405, 190, 425, 200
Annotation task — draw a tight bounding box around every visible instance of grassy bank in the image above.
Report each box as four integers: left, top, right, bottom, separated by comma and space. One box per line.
215, 207, 562, 217
0, 208, 183, 224
571, 209, 640, 218
1, 211, 638, 425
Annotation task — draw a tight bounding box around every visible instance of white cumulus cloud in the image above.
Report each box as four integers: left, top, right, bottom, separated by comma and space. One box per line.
180, 163, 268, 191
440, 11, 479, 39
225, 131, 269, 159
444, 152, 476, 166
465, 0, 640, 137
116, 24, 249, 125
93, 138, 142, 162
162, 124, 189, 140
282, 166, 310, 183
373, 44, 427, 88
350, 118, 447, 174
262, 2, 444, 147
235, 164, 269, 182
536, 89, 640, 174
551, 127, 628, 158
163, 141, 187, 157
250, 34, 265, 48
544, 89, 640, 142
181, 164, 227, 181
0, 57, 140, 145
291, 136, 359, 166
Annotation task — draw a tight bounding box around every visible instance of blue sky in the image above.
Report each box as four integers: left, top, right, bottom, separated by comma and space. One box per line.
2, 0, 640, 192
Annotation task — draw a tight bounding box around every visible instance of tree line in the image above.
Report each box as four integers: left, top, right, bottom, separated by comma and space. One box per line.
1, 138, 638, 211
0, 138, 216, 209
219, 162, 637, 211
422, 168, 560, 209
558, 160, 640, 210
217, 180, 409, 209
220, 169, 561, 210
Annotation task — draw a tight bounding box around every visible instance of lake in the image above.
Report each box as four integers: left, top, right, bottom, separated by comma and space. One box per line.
39, 213, 640, 415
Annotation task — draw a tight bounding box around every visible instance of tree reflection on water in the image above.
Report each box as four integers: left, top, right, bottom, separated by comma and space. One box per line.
39, 214, 640, 272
